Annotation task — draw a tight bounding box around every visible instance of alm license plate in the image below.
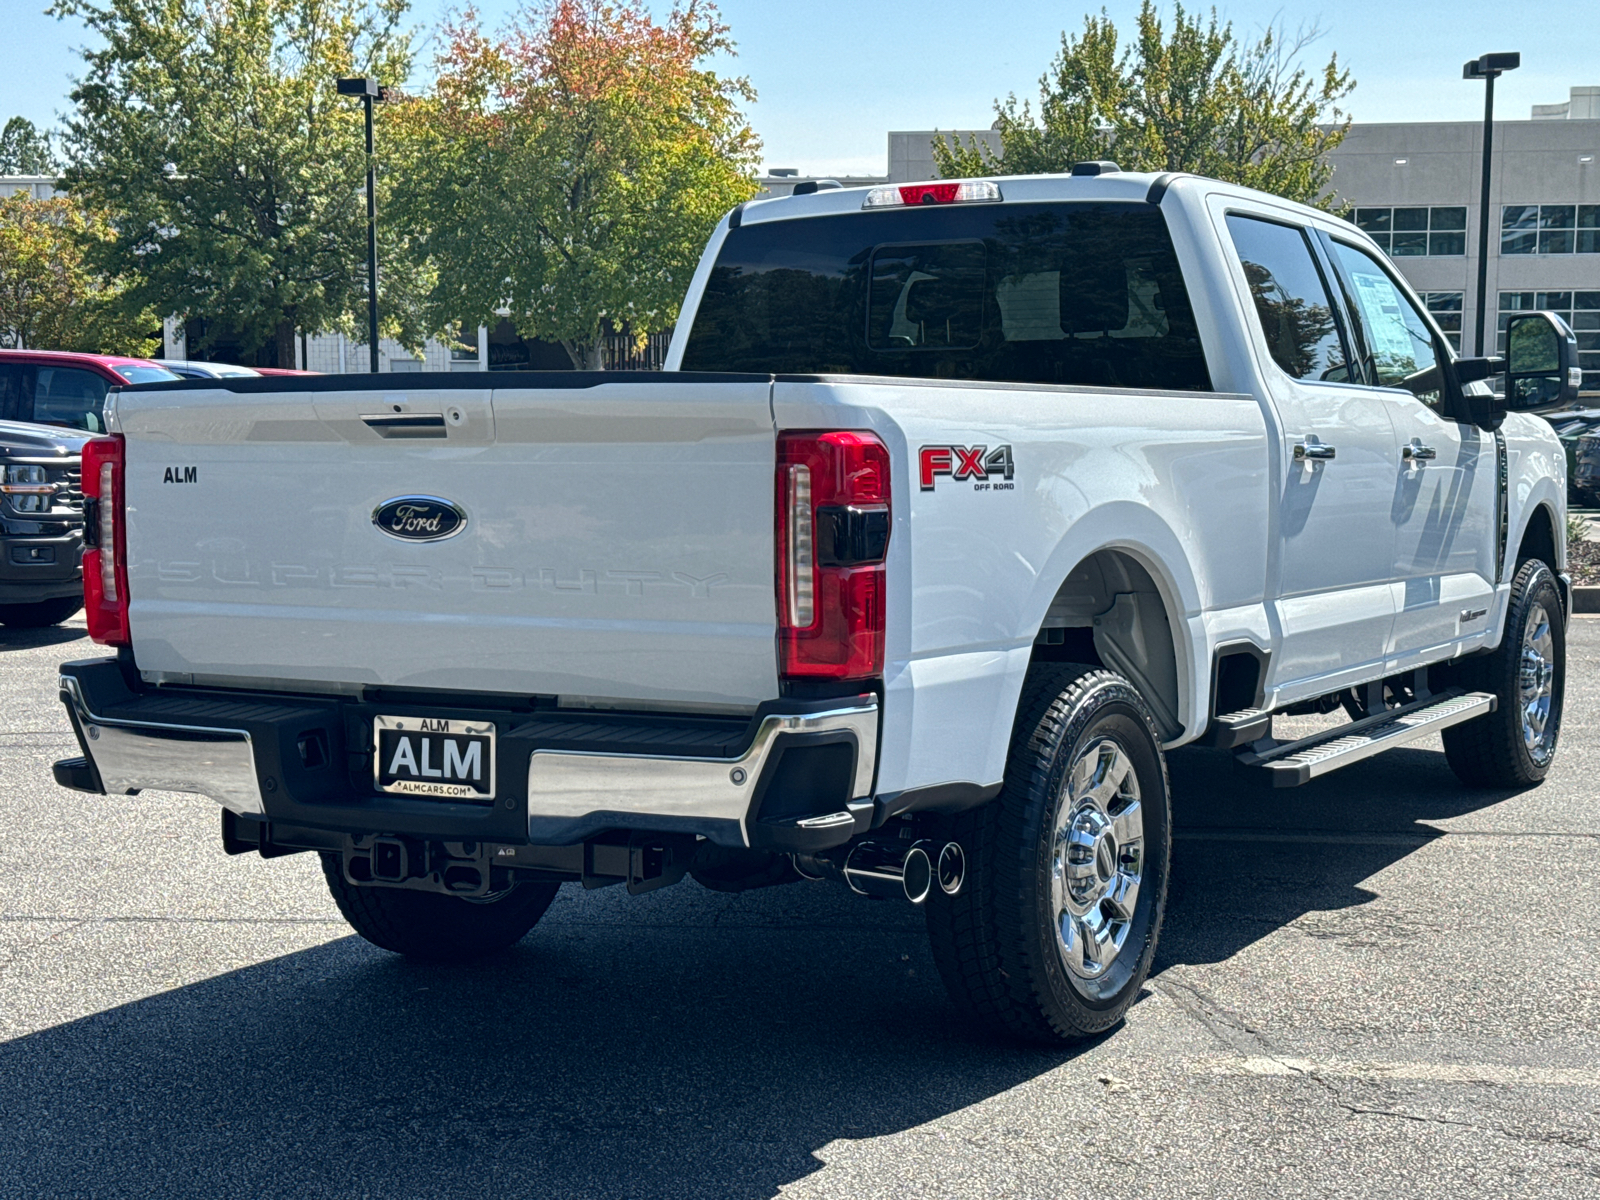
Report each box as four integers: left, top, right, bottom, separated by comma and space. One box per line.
374, 715, 497, 801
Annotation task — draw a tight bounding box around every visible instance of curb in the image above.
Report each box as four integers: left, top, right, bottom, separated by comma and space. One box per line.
1574, 586, 1600, 614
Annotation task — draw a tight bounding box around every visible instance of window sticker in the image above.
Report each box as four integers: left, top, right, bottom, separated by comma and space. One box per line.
1348, 269, 1418, 366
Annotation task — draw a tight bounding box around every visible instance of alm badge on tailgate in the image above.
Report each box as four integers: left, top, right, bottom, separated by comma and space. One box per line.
374, 715, 497, 801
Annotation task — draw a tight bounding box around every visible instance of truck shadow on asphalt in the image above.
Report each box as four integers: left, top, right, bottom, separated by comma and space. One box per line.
0, 743, 1516, 1199
0, 622, 88, 652
1159, 742, 1516, 970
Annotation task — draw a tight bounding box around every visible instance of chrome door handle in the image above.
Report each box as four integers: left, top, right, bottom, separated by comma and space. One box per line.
1293, 441, 1336, 461
1403, 441, 1437, 463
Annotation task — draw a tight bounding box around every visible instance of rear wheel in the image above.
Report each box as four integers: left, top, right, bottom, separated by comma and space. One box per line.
0, 597, 82, 628
321, 854, 560, 962
925, 664, 1171, 1043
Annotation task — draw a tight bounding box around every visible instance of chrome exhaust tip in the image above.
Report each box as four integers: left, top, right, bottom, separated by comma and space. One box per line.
901, 844, 933, 904
800, 836, 967, 905
841, 839, 937, 904
937, 841, 966, 896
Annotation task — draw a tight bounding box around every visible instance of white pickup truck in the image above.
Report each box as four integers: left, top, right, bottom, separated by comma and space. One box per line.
53, 167, 1580, 1044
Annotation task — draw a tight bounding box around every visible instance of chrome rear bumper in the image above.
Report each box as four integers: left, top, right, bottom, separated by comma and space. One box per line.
528, 702, 879, 847
60, 674, 266, 815
55, 660, 878, 849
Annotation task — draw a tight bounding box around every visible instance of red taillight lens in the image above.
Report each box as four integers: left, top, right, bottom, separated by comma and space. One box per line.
81, 435, 129, 646
862, 180, 1003, 208
776, 430, 890, 681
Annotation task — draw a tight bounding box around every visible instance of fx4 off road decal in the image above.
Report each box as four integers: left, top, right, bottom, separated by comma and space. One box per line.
919, 444, 1016, 491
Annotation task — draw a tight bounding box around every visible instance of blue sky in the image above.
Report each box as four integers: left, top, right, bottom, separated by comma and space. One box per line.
3, 0, 1594, 176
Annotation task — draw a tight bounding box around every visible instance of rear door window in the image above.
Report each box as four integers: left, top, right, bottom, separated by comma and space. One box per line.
1225, 214, 1351, 383
683, 202, 1211, 390
32, 367, 110, 432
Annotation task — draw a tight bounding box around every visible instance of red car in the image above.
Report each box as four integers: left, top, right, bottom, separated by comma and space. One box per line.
0, 350, 182, 434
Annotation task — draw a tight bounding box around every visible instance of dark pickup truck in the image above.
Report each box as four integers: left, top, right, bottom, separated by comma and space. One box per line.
0, 419, 87, 628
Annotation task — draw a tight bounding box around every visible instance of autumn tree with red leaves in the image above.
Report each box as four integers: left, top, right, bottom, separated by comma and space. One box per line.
396, 1, 760, 368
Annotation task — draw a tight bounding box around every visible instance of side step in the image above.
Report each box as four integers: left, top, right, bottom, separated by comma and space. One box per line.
1235, 690, 1496, 787
1205, 707, 1272, 749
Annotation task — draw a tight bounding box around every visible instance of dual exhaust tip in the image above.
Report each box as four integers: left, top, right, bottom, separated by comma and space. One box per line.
818, 838, 966, 904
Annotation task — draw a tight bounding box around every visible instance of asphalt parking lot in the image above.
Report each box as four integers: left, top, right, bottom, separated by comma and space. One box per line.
2, 620, 1598, 1199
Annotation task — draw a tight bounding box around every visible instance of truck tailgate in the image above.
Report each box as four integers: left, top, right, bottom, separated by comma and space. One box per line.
116, 377, 779, 706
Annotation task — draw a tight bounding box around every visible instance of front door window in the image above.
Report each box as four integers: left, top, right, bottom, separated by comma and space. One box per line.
1326, 241, 1442, 404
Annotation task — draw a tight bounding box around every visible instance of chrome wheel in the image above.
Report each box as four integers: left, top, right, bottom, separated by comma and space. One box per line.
1519, 601, 1557, 765
1050, 738, 1144, 984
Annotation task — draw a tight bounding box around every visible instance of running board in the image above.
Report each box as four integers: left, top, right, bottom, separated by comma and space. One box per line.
1235, 690, 1496, 787
1205, 706, 1273, 749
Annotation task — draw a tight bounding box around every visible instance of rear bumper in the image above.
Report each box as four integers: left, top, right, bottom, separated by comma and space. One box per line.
54, 658, 878, 851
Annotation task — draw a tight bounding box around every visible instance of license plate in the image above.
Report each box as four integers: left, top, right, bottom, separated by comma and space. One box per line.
373, 715, 496, 801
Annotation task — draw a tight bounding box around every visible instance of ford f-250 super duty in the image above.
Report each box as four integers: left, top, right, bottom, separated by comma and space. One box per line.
51, 166, 1580, 1044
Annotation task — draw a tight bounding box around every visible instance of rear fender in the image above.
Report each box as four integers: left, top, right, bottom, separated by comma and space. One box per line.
1024, 503, 1205, 747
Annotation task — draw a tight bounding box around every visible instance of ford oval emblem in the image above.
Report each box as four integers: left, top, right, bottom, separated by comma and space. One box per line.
372, 496, 467, 542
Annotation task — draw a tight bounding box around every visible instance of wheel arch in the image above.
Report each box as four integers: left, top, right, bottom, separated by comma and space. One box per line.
1023, 505, 1206, 746
1516, 499, 1561, 572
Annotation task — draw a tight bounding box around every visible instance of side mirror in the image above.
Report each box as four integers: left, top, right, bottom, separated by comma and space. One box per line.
1504, 310, 1582, 413
1443, 354, 1506, 429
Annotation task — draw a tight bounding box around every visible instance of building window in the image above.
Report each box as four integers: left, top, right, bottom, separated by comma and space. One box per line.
1502, 205, 1600, 254
1422, 292, 1463, 352
1499, 291, 1600, 389
1352, 206, 1466, 256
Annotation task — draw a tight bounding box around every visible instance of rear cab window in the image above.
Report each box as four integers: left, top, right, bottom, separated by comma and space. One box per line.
682, 202, 1212, 391
117, 365, 183, 386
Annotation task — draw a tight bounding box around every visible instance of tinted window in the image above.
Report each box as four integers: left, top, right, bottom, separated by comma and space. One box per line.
32, 367, 110, 433
868, 242, 986, 349
1328, 241, 1441, 397
1225, 215, 1349, 382
682, 202, 1210, 391
0, 365, 28, 422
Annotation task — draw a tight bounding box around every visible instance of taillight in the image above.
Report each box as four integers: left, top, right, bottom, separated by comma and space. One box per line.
776, 431, 890, 681
81, 435, 129, 646
862, 180, 1002, 208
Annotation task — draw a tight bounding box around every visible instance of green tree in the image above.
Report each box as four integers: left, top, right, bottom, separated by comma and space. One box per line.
52, 0, 422, 367
394, 0, 760, 369
934, 2, 1353, 208
0, 192, 157, 354
0, 118, 58, 175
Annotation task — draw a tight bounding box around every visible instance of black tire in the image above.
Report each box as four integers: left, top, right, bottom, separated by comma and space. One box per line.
1440, 558, 1565, 788
925, 664, 1171, 1044
0, 597, 82, 628
320, 854, 560, 962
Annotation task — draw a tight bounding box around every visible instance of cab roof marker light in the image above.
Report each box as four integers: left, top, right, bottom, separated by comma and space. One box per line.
862, 180, 1003, 209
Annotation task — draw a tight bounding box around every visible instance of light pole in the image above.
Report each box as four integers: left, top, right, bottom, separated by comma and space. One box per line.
337, 76, 385, 373
1463, 52, 1520, 357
